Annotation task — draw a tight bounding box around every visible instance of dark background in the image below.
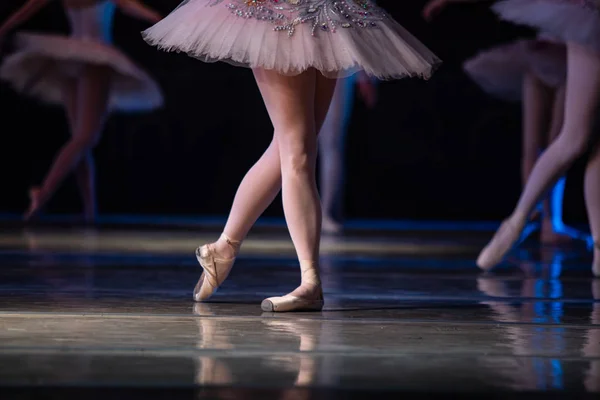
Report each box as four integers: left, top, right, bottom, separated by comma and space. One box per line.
0, 0, 588, 223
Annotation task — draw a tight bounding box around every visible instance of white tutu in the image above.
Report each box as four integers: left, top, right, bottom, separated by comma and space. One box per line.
463, 38, 566, 102
0, 33, 163, 112
142, 0, 440, 79
493, 0, 600, 53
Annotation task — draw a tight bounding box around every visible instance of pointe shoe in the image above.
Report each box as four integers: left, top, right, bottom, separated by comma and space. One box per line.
477, 218, 525, 271
24, 187, 43, 221
193, 233, 240, 302
261, 260, 324, 312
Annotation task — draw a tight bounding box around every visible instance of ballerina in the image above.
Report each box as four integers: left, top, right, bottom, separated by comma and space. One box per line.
463, 36, 582, 244
143, 0, 440, 311
425, 0, 600, 276
0, 0, 163, 223
319, 70, 377, 234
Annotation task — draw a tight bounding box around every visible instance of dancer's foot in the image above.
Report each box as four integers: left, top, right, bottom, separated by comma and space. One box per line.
24, 187, 43, 221
540, 218, 574, 245
322, 215, 343, 235
477, 216, 526, 271
193, 233, 241, 302
261, 260, 324, 312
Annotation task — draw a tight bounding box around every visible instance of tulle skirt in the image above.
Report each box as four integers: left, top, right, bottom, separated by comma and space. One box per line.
0, 33, 163, 112
493, 0, 600, 53
142, 0, 440, 79
463, 37, 566, 102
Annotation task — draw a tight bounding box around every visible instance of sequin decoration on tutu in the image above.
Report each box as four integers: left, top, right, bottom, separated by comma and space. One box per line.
143, 0, 441, 79
214, 0, 386, 37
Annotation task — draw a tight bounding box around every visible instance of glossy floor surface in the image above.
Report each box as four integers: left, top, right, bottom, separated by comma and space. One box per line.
0, 223, 599, 399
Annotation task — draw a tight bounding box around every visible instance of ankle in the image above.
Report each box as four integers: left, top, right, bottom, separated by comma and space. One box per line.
212, 233, 241, 259
299, 260, 321, 287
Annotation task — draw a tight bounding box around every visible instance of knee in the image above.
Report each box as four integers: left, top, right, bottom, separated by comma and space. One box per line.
282, 151, 314, 176
279, 139, 317, 176
558, 131, 589, 158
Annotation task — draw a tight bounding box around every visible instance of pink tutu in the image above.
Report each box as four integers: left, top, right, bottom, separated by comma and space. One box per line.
142, 0, 440, 79
464, 38, 566, 102
0, 33, 163, 112
493, 0, 600, 53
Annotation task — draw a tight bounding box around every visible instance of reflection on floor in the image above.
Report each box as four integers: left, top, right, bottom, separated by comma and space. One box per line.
0, 223, 598, 399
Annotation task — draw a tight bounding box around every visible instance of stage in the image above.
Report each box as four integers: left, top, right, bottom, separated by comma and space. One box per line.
0, 218, 598, 399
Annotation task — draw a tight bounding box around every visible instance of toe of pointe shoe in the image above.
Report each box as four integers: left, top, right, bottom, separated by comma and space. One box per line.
476, 220, 523, 270
193, 280, 203, 302
193, 272, 214, 302
261, 298, 276, 312
476, 250, 494, 271
261, 296, 324, 312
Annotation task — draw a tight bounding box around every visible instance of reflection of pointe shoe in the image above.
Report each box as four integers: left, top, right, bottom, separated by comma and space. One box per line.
193, 305, 234, 387
583, 282, 600, 391
262, 318, 319, 388
24, 187, 43, 221
193, 302, 217, 316
193, 233, 240, 302
477, 218, 525, 271
263, 319, 317, 349
262, 261, 324, 312
322, 216, 343, 235
477, 277, 508, 298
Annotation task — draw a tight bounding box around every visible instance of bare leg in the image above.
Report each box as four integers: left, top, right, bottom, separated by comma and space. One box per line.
215, 139, 283, 255
209, 78, 337, 259
76, 154, 97, 223
25, 65, 110, 220
257, 68, 336, 312
521, 72, 551, 189
543, 85, 591, 244
257, 68, 319, 260
477, 43, 600, 269
585, 142, 600, 276
61, 79, 97, 224
193, 70, 336, 305
319, 76, 354, 234
538, 84, 572, 244
520, 71, 552, 243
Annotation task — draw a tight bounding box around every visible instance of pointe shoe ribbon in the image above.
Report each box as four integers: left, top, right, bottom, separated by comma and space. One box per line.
194, 233, 240, 302
261, 260, 324, 312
